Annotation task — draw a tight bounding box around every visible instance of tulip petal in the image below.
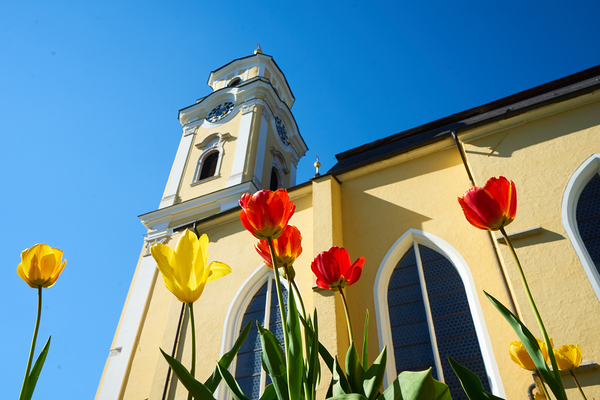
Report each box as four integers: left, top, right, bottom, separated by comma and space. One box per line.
44, 259, 67, 288
151, 243, 177, 280
17, 264, 36, 288
458, 196, 490, 230
206, 261, 232, 282
463, 187, 504, 228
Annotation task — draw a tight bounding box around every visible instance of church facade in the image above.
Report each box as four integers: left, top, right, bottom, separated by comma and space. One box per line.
96, 52, 600, 400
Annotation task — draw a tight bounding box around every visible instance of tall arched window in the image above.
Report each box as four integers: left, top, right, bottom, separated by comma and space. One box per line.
577, 173, 600, 272
269, 168, 279, 191
388, 244, 489, 398
562, 154, 600, 302
220, 267, 288, 400
374, 230, 503, 398
199, 151, 219, 180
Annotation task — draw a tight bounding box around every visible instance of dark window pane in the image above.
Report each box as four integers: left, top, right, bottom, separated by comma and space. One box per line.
235, 282, 268, 399
577, 174, 600, 271
419, 245, 491, 394
270, 169, 279, 191
199, 151, 219, 180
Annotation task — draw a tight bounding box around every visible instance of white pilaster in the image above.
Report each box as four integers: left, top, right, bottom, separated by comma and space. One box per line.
253, 112, 270, 188
97, 230, 170, 400
227, 104, 254, 187
160, 126, 196, 208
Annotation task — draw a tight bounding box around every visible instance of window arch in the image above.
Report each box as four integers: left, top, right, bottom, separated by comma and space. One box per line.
562, 154, 600, 302
374, 229, 504, 398
193, 132, 230, 184
218, 266, 290, 400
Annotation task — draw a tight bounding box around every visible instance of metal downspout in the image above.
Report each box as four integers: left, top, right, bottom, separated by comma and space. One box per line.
450, 131, 521, 319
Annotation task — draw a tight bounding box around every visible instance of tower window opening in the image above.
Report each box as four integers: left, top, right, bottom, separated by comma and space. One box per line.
270, 168, 279, 191
227, 77, 242, 87
199, 151, 219, 181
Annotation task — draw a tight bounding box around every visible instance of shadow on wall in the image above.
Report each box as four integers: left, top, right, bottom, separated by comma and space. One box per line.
465, 101, 600, 159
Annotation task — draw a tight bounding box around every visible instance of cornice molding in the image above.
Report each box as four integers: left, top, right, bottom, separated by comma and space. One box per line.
140, 181, 259, 231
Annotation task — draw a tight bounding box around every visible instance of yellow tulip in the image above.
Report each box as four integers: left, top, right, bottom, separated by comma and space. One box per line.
509, 338, 550, 371
151, 229, 231, 304
17, 244, 66, 289
554, 344, 582, 371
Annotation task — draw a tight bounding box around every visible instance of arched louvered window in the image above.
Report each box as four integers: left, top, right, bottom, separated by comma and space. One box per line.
576, 173, 600, 273
387, 243, 491, 399
234, 276, 288, 400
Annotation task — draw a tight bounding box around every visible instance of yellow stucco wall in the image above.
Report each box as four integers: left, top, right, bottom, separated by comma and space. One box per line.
464, 98, 600, 398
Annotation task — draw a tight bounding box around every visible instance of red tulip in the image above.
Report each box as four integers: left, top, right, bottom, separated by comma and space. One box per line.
311, 247, 364, 291
239, 189, 296, 240
458, 176, 517, 231
255, 225, 303, 268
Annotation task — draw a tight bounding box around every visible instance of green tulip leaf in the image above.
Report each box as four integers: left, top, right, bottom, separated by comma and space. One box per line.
306, 310, 321, 399
397, 369, 450, 400
362, 311, 370, 372
260, 384, 277, 400
484, 292, 567, 400
333, 357, 352, 396
205, 319, 252, 393
216, 363, 251, 400
328, 394, 370, 400
160, 348, 215, 400
362, 346, 386, 400
300, 314, 334, 371
22, 336, 51, 400
286, 289, 304, 400
447, 356, 504, 400
258, 322, 289, 400
346, 341, 365, 393
379, 375, 404, 400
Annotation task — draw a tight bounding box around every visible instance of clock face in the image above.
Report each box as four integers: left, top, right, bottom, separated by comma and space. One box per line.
275, 116, 290, 146
206, 101, 235, 123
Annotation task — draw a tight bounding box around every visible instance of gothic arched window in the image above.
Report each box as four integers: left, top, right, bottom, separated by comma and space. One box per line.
387, 244, 490, 398
374, 230, 504, 397
576, 173, 600, 275
562, 154, 600, 302
233, 275, 288, 400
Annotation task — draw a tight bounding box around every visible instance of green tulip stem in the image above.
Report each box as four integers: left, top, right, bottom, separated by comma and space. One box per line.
20, 287, 42, 400
339, 288, 354, 343
187, 302, 196, 400
499, 227, 566, 395
267, 238, 289, 352
289, 278, 307, 321
537, 373, 551, 400
570, 370, 588, 400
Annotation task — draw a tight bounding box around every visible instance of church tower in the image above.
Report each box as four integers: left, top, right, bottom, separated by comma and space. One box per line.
95, 50, 307, 400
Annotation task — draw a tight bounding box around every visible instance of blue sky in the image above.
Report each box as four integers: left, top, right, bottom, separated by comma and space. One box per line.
1, 0, 599, 398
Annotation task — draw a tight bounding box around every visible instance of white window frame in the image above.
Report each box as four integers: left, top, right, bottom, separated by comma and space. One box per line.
373, 229, 504, 397
561, 153, 600, 302
193, 132, 231, 184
